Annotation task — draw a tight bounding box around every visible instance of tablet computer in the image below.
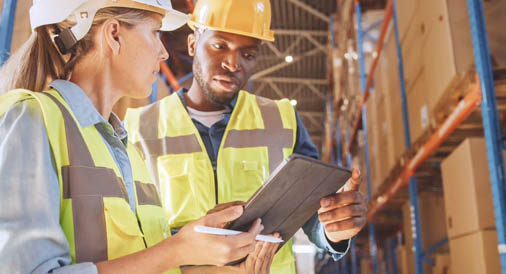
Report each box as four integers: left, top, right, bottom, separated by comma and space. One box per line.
229, 154, 351, 247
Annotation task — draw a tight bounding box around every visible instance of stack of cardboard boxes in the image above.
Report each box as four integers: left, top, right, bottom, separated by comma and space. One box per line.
366, 0, 505, 197
396, 0, 505, 145
397, 192, 449, 274
441, 138, 503, 274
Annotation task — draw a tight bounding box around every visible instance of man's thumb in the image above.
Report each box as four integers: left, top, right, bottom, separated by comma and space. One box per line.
341, 169, 361, 192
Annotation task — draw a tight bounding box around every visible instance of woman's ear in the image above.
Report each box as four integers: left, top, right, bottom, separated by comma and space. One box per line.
188, 33, 196, 57
102, 19, 122, 55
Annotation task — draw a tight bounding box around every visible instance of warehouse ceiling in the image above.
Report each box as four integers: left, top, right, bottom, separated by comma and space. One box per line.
166, 0, 386, 150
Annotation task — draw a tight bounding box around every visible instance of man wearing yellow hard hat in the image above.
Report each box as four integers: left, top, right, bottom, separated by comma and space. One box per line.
125, 0, 368, 273
0, 0, 281, 273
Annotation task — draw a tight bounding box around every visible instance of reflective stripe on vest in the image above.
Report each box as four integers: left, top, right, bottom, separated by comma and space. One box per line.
125, 91, 298, 274
223, 96, 294, 173
44, 92, 129, 263
0, 90, 180, 274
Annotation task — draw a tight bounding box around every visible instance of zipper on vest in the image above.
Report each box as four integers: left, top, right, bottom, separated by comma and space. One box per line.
213, 166, 218, 204
137, 220, 148, 248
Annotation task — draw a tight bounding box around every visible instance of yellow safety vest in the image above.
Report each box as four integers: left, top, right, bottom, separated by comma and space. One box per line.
0, 89, 180, 274
125, 90, 298, 274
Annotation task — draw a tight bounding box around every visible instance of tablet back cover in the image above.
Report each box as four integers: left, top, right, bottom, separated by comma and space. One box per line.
229, 154, 351, 246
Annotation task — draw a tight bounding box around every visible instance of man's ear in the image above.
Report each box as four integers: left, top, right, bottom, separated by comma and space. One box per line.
188, 33, 196, 57
102, 19, 122, 55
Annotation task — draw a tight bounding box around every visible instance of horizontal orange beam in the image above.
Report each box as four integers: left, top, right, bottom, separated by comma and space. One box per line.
367, 77, 482, 221
347, 0, 393, 154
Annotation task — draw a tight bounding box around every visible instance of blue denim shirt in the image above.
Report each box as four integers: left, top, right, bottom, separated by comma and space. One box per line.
177, 89, 350, 260
0, 80, 137, 274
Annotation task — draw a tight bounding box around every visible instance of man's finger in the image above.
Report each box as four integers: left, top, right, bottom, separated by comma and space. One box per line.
340, 169, 361, 192
318, 204, 367, 224
323, 216, 366, 232
319, 191, 365, 212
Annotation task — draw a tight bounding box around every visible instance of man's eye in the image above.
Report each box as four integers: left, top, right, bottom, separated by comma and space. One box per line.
213, 43, 224, 49
244, 53, 256, 60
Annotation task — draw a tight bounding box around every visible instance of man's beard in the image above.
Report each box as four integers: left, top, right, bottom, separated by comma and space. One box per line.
193, 58, 238, 107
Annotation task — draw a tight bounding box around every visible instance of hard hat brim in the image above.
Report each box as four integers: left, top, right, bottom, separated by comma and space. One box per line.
187, 20, 275, 42
162, 9, 189, 31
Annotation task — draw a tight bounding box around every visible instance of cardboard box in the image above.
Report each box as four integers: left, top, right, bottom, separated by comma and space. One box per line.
432, 253, 451, 274
401, 11, 428, 91
402, 192, 448, 252
365, 91, 382, 196
441, 138, 499, 238
383, 33, 407, 168
423, 0, 506, 114
407, 70, 431, 143
449, 230, 501, 274
396, 245, 415, 274
395, 0, 418, 42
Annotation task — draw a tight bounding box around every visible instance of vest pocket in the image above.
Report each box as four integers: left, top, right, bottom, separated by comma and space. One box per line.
157, 154, 202, 227
232, 160, 266, 202
136, 205, 169, 247
103, 199, 145, 260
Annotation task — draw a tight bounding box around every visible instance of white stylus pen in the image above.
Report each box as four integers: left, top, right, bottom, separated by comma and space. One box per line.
194, 226, 284, 243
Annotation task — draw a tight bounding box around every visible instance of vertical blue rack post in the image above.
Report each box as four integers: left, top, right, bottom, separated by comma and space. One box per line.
345, 129, 359, 274
0, 0, 18, 65
466, 0, 506, 272
391, 0, 424, 273
355, 2, 377, 273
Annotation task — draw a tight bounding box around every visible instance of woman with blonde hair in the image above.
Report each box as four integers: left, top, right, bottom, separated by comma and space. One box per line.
0, 0, 279, 273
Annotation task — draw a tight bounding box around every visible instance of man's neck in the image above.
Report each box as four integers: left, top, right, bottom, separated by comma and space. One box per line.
186, 81, 226, 112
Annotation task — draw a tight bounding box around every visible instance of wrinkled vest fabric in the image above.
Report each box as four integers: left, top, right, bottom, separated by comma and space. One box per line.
125, 91, 298, 273
0, 89, 180, 274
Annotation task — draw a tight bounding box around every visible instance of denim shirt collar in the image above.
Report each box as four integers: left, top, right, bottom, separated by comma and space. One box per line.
49, 80, 128, 142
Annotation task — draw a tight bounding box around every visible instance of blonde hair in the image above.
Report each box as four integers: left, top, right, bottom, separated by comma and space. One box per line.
0, 7, 156, 94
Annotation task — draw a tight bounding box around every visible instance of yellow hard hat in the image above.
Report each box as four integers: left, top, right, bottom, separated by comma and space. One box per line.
188, 0, 275, 41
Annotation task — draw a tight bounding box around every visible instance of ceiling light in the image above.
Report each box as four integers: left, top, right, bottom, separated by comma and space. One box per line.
290, 99, 297, 106
285, 55, 294, 63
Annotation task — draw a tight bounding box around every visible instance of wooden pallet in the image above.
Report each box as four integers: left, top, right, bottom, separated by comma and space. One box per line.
368, 69, 506, 208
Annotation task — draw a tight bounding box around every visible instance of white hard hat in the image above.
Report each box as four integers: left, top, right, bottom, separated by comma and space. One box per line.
29, 0, 188, 53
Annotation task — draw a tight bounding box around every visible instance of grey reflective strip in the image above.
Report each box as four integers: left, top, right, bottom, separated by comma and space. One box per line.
72, 195, 108, 263
140, 135, 202, 156
138, 101, 160, 140
42, 92, 129, 263
135, 181, 162, 207
135, 99, 203, 188
61, 166, 127, 199
256, 96, 284, 129
223, 96, 294, 172
136, 100, 203, 155
224, 129, 293, 172
43, 93, 95, 167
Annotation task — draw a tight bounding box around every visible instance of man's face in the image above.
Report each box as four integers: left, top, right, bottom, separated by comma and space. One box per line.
189, 30, 260, 106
